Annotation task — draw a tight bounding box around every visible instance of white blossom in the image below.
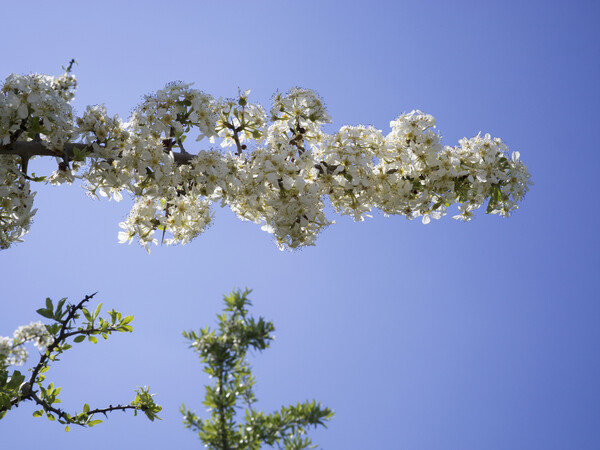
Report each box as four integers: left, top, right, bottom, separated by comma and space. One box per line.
0, 68, 532, 252
0, 321, 52, 367
13, 321, 52, 351
0, 155, 36, 249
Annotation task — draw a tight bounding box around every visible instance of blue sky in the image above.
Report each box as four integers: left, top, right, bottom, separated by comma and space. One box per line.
1, 0, 599, 448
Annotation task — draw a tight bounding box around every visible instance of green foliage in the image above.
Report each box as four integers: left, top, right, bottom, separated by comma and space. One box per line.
0, 293, 161, 429
71, 145, 90, 162
181, 289, 333, 449
131, 387, 162, 422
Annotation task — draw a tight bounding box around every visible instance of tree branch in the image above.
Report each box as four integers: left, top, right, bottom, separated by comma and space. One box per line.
29, 390, 143, 426
27, 293, 96, 387
0, 141, 197, 165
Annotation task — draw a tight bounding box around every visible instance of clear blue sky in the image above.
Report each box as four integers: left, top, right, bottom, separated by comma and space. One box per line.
1, 1, 599, 448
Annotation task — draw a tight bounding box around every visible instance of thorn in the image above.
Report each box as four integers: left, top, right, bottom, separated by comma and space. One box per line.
20, 156, 29, 176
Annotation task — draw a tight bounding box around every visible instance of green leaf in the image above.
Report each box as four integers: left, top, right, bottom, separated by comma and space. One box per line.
82, 308, 92, 322
93, 303, 102, 320
73, 335, 86, 343
71, 146, 90, 162
29, 173, 47, 182
7, 371, 25, 389
88, 419, 102, 427
32, 410, 43, 417
36, 308, 55, 320
88, 336, 98, 344
27, 116, 50, 136
65, 425, 70, 432
45, 297, 53, 311
121, 315, 134, 325
54, 298, 67, 320
0, 396, 11, 409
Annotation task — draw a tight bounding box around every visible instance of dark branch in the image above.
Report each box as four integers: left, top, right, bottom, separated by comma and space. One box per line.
29, 390, 142, 426
0, 141, 197, 165
27, 293, 97, 387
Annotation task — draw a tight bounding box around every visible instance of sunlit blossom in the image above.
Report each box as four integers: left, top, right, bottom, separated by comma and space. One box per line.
0, 70, 532, 252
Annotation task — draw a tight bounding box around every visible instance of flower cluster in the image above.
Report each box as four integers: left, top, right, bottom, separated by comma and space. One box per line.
216, 89, 267, 149
270, 87, 331, 146
0, 321, 52, 366
0, 71, 75, 149
0, 155, 36, 249
0, 68, 532, 252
